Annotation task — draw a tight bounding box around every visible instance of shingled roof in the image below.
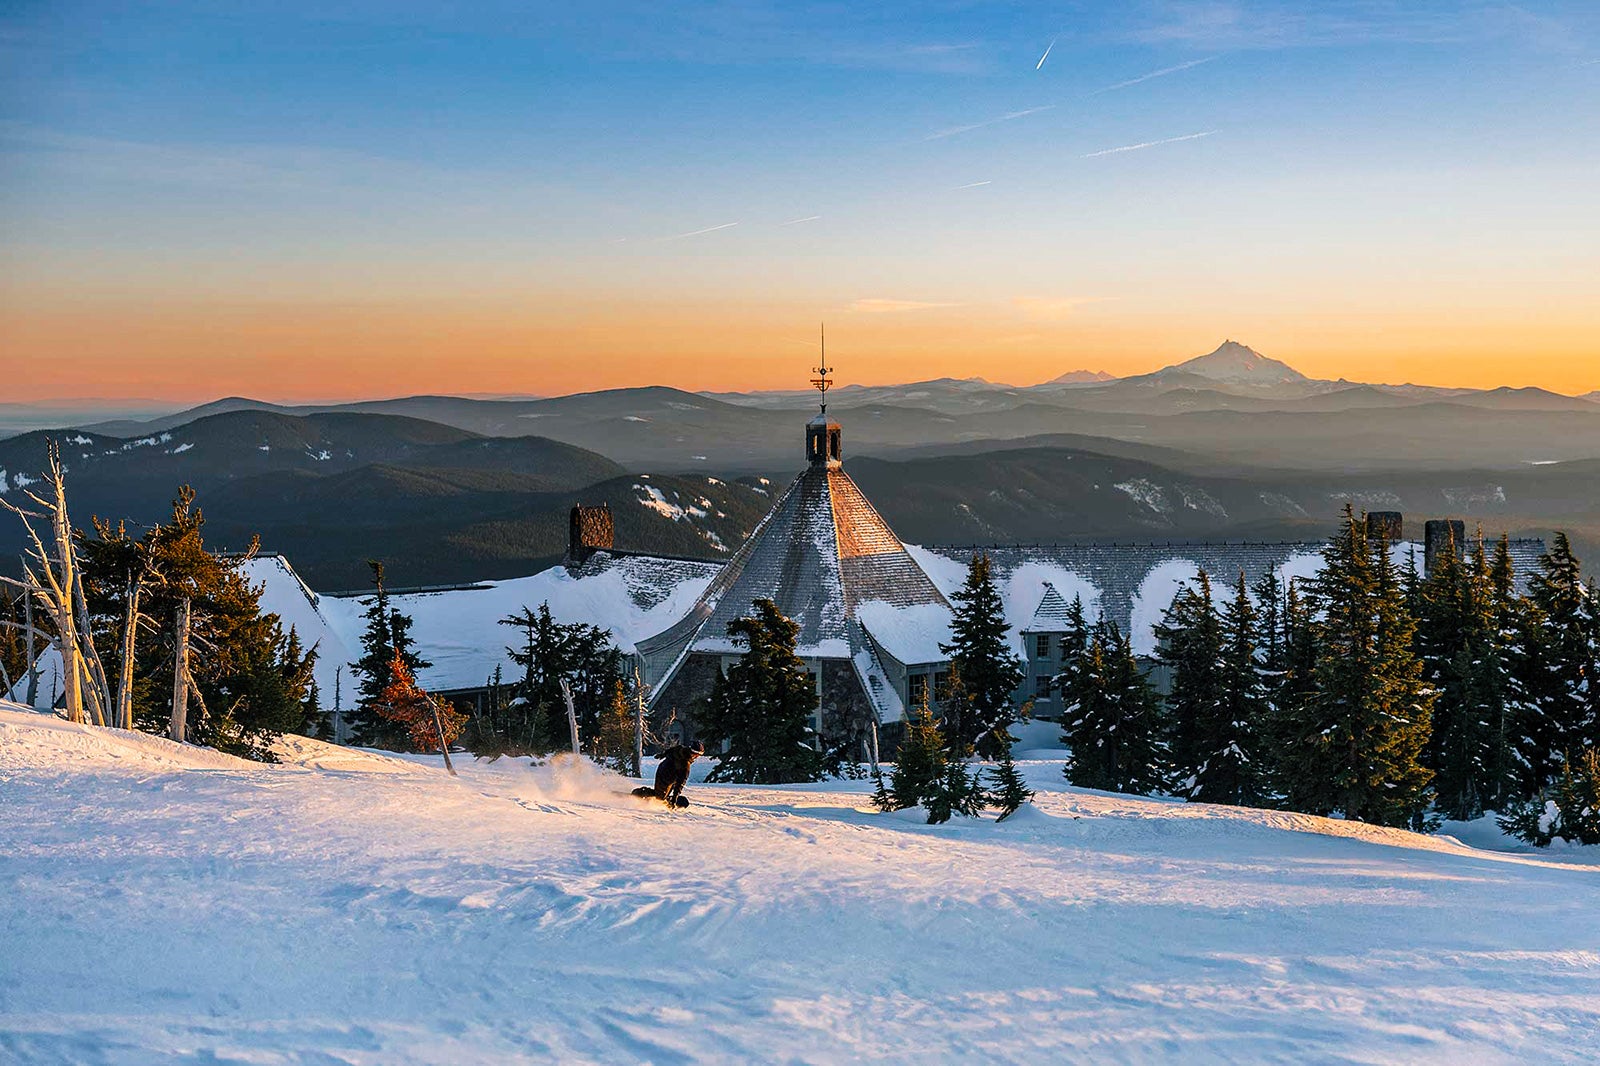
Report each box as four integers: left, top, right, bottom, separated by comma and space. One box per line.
636, 408, 950, 716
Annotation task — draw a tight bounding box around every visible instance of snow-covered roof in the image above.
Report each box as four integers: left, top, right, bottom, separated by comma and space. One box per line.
241, 551, 718, 697
856, 600, 952, 666
1022, 582, 1075, 633
915, 539, 1547, 658
637, 462, 949, 674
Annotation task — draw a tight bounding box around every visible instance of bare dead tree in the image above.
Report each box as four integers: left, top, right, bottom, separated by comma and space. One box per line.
169, 597, 191, 742
559, 677, 581, 756
1, 444, 111, 725
425, 693, 458, 776
632, 665, 648, 779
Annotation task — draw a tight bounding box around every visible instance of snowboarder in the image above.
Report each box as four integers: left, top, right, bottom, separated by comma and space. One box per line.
632, 740, 704, 808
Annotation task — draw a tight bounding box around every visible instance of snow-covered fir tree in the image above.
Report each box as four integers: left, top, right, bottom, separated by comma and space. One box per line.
1153, 569, 1226, 799
1210, 570, 1269, 807
1414, 528, 1503, 821
1499, 748, 1600, 846
1511, 533, 1598, 796
1279, 508, 1434, 827
883, 694, 947, 811
986, 735, 1034, 821
697, 598, 825, 784
1060, 618, 1166, 794
939, 551, 1025, 757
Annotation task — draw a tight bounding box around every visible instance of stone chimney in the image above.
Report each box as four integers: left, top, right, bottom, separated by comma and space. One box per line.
567, 504, 614, 566
1365, 511, 1404, 543
1424, 519, 1466, 576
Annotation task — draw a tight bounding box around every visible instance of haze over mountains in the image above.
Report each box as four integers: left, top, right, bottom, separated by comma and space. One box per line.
5, 342, 1599, 586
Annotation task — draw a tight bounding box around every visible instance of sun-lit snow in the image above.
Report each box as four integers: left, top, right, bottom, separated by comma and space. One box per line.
857, 600, 952, 664
1129, 557, 1211, 655
3, 701, 1598, 1063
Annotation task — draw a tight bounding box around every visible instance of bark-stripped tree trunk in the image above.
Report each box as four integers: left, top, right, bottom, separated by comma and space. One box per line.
169, 597, 191, 743
70, 570, 112, 727
560, 678, 581, 756
2, 446, 98, 724
115, 576, 143, 730
427, 695, 457, 777
24, 594, 39, 708
633, 668, 646, 780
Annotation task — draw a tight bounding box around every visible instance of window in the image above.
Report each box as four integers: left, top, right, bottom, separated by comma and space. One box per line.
1035, 633, 1050, 658
908, 673, 929, 709
1035, 673, 1053, 697
933, 672, 951, 701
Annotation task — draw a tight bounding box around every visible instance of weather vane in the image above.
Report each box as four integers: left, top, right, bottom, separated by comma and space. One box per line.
810, 323, 833, 413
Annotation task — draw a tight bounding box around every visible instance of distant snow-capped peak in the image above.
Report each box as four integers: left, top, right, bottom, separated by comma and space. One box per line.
1169, 341, 1307, 385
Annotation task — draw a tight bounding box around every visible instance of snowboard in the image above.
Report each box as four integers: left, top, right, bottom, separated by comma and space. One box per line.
630, 786, 690, 808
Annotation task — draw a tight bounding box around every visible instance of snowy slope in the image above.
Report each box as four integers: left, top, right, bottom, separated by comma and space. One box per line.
3, 703, 1599, 1064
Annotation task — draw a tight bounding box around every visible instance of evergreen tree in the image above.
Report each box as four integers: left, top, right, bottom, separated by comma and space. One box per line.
1263, 578, 1320, 802
939, 551, 1025, 757
986, 735, 1034, 821
373, 652, 466, 754
697, 598, 825, 784
1279, 508, 1434, 826
348, 561, 431, 749
1498, 748, 1600, 846
590, 677, 638, 774
1512, 533, 1597, 795
1415, 528, 1503, 820
1060, 619, 1165, 794
495, 604, 624, 756
1252, 568, 1285, 681
925, 753, 984, 825
884, 692, 985, 823
870, 762, 894, 813
1483, 534, 1527, 808
1153, 570, 1225, 799
0, 586, 42, 700
1207, 570, 1268, 806
886, 693, 946, 810
78, 487, 315, 760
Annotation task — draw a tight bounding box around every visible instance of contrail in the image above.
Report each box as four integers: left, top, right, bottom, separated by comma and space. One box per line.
926, 105, 1053, 140
780, 215, 821, 225
1036, 37, 1055, 70
1091, 56, 1217, 95
1083, 130, 1215, 157
662, 221, 739, 240
953, 180, 992, 189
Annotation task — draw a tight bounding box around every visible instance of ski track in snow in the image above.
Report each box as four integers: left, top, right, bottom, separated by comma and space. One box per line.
2, 704, 1599, 1064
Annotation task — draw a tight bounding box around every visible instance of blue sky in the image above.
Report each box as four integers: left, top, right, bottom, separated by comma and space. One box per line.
3, 2, 1598, 399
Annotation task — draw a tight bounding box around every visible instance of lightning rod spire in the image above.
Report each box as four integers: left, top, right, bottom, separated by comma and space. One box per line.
810, 323, 833, 414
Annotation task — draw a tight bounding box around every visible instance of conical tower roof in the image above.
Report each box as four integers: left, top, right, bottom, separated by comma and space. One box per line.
637, 402, 950, 712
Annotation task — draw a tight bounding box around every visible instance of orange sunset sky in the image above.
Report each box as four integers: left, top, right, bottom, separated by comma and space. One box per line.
4, 3, 1598, 402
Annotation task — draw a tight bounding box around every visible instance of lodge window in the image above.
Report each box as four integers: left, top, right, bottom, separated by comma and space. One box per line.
1035, 634, 1050, 658
908, 673, 929, 708
1035, 673, 1053, 697
933, 672, 950, 700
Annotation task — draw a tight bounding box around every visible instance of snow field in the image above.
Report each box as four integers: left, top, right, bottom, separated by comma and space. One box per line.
2, 703, 1599, 1064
